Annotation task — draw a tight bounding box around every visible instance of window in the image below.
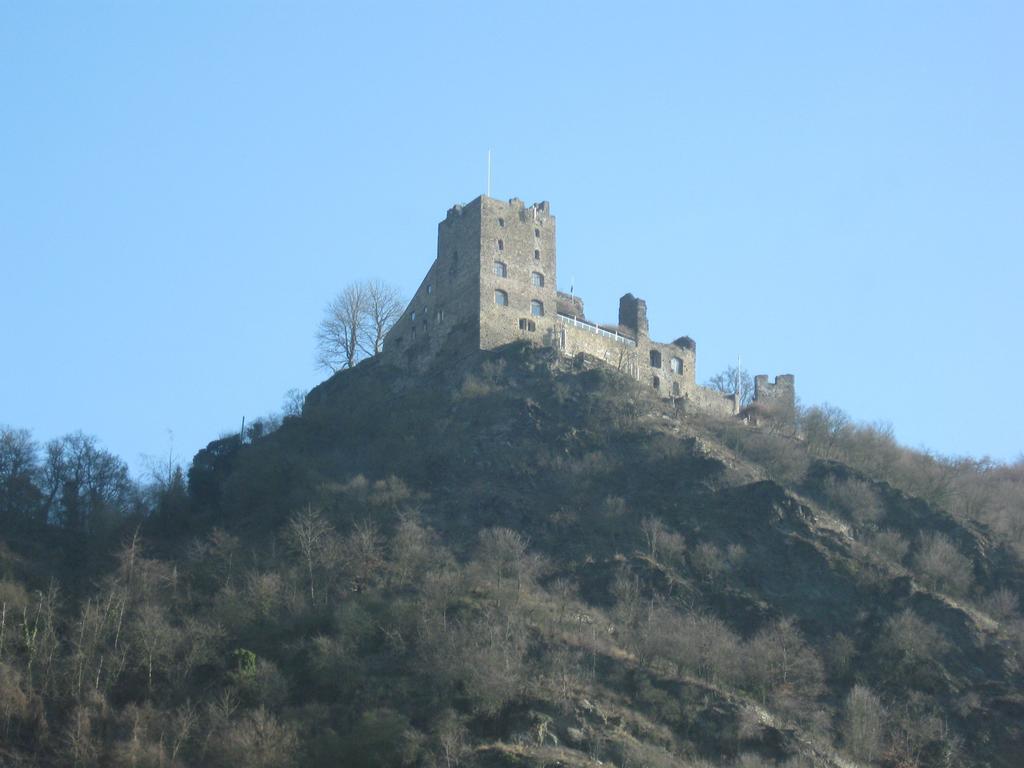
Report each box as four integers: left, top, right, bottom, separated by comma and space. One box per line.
497, 239, 504, 251
426, 284, 433, 294
495, 289, 508, 306
498, 217, 505, 227
652, 375, 660, 390
534, 249, 540, 260
534, 228, 540, 237
435, 309, 444, 323
529, 320, 536, 331
519, 319, 536, 332
650, 350, 662, 368
672, 382, 681, 397
531, 271, 544, 287
494, 261, 507, 277
530, 300, 544, 316
519, 318, 527, 330
670, 357, 683, 374
411, 311, 416, 322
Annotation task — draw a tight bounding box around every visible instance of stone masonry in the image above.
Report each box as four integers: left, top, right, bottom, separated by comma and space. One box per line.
382, 196, 795, 419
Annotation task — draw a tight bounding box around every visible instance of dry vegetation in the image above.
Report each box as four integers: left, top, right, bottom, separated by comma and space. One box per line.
1, 344, 1022, 766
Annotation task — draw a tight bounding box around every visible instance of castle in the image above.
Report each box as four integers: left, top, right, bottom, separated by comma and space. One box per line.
382, 196, 794, 419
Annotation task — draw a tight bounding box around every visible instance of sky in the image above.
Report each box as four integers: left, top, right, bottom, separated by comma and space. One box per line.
1, 2, 1022, 478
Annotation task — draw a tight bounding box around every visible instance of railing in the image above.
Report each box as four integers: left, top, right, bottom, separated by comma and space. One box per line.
557, 314, 637, 347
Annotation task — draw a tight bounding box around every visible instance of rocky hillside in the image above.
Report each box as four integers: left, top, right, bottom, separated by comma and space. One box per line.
1, 343, 1022, 767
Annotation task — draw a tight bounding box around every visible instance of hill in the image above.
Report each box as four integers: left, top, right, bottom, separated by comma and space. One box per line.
2, 343, 1023, 767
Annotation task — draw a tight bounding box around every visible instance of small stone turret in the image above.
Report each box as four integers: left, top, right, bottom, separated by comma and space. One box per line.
753, 374, 796, 419
618, 293, 649, 338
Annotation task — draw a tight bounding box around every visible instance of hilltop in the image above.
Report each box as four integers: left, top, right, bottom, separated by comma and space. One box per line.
1, 343, 1023, 767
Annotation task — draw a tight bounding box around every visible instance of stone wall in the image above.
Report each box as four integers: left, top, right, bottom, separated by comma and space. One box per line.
688, 385, 740, 418
558, 317, 642, 378
638, 336, 697, 399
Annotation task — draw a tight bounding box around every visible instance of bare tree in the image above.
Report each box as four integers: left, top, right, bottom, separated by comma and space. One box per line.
640, 516, 665, 561
433, 709, 468, 768
704, 366, 754, 406
316, 280, 404, 372
41, 432, 135, 534
281, 389, 307, 418
981, 587, 1019, 623
868, 529, 909, 564
129, 604, 177, 695
283, 507, 338, 605
361, 279, 404, 357
344, 520, 385, 592
879, 608, 949, 670
914, 531, 974, 597
744, 618, 824, 705
316, 283, 368, 372
472, 527, 541, 603
800, 404, 852, 461
842, 684, 885, 763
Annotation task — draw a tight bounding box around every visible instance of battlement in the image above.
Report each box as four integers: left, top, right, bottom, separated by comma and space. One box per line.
751, 374, 796, 420
382, 195, 795, 421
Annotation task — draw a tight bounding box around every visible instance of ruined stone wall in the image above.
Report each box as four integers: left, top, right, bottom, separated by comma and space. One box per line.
478, 197, 558, 351
687, 385, 740, 418
637, 336, 697, 400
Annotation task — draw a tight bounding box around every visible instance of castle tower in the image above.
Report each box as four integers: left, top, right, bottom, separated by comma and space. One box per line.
753, 374, 796, 419
382, 196, 557, 369
618, 293, 649, 338
477, 197, 558, 350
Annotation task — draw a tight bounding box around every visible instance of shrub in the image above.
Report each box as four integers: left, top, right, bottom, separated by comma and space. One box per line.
879, 609, 949, 668
868, 529, 909, 565
981, 587, 1019, 623
913, 532, 973, 598
204, 707, 298, 768
820, 476, 884, 526
736, 432, 809, 485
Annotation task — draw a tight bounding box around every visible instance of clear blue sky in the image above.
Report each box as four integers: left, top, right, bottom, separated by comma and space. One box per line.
2, 2, 1021, 477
